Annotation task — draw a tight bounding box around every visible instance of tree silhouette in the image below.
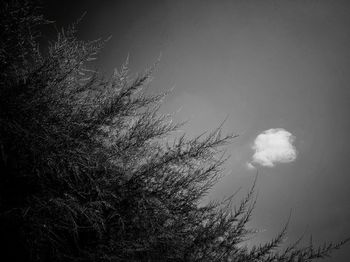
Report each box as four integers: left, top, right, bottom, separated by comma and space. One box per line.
0, 1, 348, 261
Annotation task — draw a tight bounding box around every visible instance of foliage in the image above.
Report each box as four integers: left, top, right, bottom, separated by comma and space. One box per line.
0, 1, 348, 261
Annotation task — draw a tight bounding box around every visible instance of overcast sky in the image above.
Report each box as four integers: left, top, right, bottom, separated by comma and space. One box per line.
45, 1, 350, 260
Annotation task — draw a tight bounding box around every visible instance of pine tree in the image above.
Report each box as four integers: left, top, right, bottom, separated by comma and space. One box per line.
0, 1, 348, 261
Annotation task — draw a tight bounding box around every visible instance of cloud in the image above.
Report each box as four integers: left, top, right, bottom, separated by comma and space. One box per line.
246, 162, 256, 170
250, 128, 297, 167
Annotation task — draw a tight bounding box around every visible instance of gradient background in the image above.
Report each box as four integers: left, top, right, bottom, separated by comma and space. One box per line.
44, 1, 350, 260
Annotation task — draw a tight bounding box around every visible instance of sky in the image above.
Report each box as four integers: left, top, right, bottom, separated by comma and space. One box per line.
44, 1, 350, 260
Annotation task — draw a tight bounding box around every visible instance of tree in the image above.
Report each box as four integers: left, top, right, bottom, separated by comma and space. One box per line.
0, 1, 348, 261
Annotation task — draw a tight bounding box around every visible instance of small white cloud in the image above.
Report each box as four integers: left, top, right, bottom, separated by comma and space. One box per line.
251, 128, 297, 167
246, 162, 256, 170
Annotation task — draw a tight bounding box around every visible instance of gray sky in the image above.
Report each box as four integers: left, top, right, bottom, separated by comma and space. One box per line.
45, 1, 350, 260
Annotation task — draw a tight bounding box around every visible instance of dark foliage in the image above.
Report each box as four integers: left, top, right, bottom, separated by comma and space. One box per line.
0, 1, 348, 261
